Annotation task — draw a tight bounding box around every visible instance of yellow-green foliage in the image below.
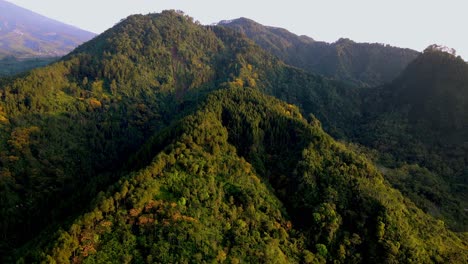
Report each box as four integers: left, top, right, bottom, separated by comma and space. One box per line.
22, 88, 467, 263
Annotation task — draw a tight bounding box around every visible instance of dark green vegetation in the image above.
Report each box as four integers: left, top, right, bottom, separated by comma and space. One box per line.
0, 0, 95, 58
221, 18, 419, 87
18, 88, 467, 263
222, 16, 468, 231
0, 10, 467, 263
354, 46, 468, 231
0, 56, 58, 76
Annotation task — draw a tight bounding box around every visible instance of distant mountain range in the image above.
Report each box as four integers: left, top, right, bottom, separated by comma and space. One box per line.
0, 0, 95, 59
220, 18, 419, 87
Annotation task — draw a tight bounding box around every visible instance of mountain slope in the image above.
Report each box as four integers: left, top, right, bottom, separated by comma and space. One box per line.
380, 46, 468, 141
19, 88, 467, 263
0, 10, 359, 257
221, 18, 419, 87
356, 48, 468, 230
216, 19, 468, 230
0, 0, 95, 58
224, 17, 468, 230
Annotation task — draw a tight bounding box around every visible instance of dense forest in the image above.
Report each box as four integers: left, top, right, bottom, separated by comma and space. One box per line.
17, 88, 467, 263
0, 10, 359, 260
355, 47, 468, 231
222, 17, 468, 231
0, 10, 467, 263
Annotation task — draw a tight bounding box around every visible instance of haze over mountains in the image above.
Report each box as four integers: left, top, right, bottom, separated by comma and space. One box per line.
220, 18, 420, 87
0, 0, 95, 58
0, 9, 467, 264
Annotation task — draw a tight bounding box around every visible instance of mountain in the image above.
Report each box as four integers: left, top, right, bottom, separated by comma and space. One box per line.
0, 0, 96, 58
378, 45, 468, 141
220, 18, 419, 87
0, 11, 466, 263
0, 10, 359, 260
219, 16, 468, 230
355, 47, 468, 231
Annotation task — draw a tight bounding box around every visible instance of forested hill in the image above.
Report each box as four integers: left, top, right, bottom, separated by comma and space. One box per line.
0, 10, 357, 260
0, 10, 467, 263
218, 16, 468, 231
18, 88, 468, 263
356, 47, 468, 231
220, 17, 419, 87
380, 45, 468, 141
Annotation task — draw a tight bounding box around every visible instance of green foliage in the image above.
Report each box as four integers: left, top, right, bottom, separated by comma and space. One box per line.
204, 88, 467, 263
0, 11, 299, 260
19, 89, 308, 263
222, 18, 467, 232
0, 10, 224, 258
19, 88, 467, 263
356, 49, 468, 230
0, 12, 364, 260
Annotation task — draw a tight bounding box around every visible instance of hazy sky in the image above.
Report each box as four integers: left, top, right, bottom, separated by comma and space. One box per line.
7, 0, 468, 59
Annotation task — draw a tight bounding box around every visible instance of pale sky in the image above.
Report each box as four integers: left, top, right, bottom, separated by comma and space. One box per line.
7, 0, 468, 60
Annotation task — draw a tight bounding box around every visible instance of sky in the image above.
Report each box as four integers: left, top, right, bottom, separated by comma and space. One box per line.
7, 0, 468, 59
